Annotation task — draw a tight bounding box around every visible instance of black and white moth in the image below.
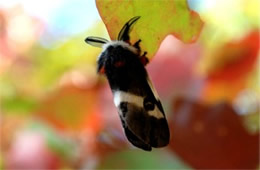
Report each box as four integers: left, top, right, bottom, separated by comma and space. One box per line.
85, 16, 170, 151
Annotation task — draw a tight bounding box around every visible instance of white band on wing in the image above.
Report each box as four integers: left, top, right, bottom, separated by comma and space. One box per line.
113, 90, 164, 119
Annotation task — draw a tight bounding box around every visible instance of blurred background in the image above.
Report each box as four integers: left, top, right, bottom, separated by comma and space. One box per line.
0, 0, 259, 169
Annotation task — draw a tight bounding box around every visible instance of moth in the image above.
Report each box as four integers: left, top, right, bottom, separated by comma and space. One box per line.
85, 16, 169, 151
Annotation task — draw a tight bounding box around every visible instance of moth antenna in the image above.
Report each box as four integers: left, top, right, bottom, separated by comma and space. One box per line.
118, 16, 141, 41
85, 36, 109, 48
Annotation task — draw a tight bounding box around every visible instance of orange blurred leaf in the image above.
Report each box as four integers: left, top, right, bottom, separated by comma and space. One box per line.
37, 85, 103, 132
201, 30, 259, 102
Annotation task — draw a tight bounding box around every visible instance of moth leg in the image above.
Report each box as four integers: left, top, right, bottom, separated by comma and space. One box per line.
133, 39, 142, 56
133, 39, 149, 65
134, 39, 141, 50
140, 51, 149, 66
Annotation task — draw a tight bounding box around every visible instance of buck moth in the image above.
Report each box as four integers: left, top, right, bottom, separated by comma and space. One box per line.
85, 16, 169, 151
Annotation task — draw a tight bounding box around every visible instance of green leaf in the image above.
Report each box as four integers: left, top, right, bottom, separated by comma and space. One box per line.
98, 149, 190, 169
96, 0, 203, 59
2, 96, 38, 115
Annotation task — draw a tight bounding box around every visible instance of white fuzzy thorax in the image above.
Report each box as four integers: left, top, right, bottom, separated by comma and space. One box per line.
102, 41, 138, 54
97, 41, 138, 61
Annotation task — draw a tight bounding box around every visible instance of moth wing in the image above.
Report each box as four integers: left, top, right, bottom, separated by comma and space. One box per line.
118, 115, 152, 151
114, 77, 170, 150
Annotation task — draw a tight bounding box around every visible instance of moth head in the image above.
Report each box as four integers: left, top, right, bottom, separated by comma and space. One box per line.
85, 16, 141, 48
